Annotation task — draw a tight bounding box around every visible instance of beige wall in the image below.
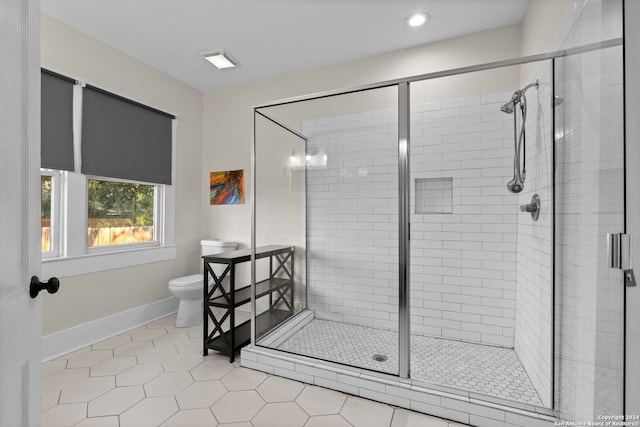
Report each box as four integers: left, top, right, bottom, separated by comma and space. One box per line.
40, 14, 203, 335
519, 0, 577, 81
521, 0, 576, 57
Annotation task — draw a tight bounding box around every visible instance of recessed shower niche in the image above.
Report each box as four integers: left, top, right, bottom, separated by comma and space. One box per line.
415, 177, 453, 214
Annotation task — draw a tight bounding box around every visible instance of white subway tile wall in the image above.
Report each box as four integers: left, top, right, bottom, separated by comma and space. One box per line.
297, 86, 559, 410
303, 107, 400, 331
300, 89, 556, 391
513, 62, 554, 408
301, 91, 534, 349
409, 92, 521, 349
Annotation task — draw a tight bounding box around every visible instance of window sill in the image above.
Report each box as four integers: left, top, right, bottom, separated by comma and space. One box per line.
41, 244, 177, 278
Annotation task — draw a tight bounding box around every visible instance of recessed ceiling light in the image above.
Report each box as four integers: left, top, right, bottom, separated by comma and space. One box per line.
202, 50, 237, 69
407, 12, 429, 28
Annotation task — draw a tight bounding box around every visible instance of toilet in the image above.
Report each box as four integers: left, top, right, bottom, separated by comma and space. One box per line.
169, 239, 238, 327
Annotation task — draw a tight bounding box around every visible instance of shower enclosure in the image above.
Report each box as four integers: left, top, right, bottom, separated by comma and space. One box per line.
245, 1, 626, 424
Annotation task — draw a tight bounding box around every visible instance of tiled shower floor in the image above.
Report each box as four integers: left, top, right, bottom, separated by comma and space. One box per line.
276, 319, 543, 406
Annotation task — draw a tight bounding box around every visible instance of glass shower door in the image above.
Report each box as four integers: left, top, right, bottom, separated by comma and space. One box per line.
553, 43, 625, 420
253, 86, 401, 375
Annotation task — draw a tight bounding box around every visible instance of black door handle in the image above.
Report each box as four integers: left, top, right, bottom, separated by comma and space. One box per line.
30, 276, 60, 298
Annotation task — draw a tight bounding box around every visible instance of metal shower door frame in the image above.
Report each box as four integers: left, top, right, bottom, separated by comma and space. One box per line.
250, 38, 624, 386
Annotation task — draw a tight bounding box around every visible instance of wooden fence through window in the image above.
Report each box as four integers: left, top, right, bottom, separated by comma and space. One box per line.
41, 226, 154, 250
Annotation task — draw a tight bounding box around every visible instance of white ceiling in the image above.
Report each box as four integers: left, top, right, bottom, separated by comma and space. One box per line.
41, 0, 530, 91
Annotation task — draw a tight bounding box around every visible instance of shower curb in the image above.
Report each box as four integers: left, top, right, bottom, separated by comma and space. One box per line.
241, 344, 557, 427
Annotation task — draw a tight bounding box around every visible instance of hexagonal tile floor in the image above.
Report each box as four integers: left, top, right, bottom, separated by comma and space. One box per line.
41, 314, 467, 427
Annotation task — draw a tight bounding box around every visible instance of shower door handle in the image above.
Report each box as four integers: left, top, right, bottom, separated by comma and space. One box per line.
607, 233, 637, 286
607, 233, 631, 269
625, 269, 637, 287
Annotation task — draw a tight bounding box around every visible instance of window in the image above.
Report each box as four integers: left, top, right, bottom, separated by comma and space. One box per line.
41, 175, 52, 253
87, 178, 156, 248
41, 170, 62, 258
40, 69, 176, 278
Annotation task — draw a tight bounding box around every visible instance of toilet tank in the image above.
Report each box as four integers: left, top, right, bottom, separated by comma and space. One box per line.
200, 239, 238, 257
201, 239, 238, 284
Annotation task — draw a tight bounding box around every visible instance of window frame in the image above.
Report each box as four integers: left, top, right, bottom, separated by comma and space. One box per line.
40, 169, 62, 259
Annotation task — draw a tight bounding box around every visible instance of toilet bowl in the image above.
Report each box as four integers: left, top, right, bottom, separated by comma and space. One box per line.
169, 239, 237, 327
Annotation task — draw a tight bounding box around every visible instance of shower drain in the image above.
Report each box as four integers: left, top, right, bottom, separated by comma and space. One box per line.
372, 354, 388, 363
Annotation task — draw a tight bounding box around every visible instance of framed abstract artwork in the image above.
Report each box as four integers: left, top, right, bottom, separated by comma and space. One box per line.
210, 169, 245, 205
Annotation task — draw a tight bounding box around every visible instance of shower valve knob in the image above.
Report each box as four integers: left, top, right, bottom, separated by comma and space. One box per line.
519, 194, 540, 221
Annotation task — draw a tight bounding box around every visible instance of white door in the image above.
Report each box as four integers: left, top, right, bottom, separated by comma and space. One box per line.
625, 0, 640, 414
0, 0, 43, 425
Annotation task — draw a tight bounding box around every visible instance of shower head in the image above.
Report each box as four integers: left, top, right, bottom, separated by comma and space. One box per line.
500, 101, 515, 114
500, 91, 521, 114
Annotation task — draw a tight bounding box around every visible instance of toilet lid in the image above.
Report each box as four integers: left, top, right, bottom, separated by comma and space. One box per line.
169, 274, 203, 287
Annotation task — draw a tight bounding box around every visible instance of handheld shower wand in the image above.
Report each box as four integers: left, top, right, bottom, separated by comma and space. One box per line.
501, 80, 538, 194
506, 98, 527, 193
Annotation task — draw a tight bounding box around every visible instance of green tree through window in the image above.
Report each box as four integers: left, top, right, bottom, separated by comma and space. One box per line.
41, 175, 52, 252
87, 179, 155, 247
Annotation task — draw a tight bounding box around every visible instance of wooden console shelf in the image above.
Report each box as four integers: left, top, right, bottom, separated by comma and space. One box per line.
202, 245, 294, 362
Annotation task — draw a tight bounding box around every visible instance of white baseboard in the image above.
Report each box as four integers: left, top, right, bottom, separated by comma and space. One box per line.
41, 296, 178, 362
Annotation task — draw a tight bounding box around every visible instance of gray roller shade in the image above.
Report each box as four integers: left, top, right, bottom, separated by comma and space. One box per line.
41, 69, 75, 171
81, 85, 174, 185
